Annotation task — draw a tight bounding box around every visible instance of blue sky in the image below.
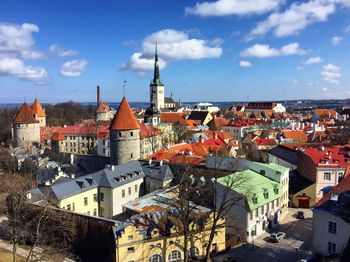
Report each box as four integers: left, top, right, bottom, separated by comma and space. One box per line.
0, 0, 350, 103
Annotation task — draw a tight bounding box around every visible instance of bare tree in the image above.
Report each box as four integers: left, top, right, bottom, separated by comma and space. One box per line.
173, 122, 189, 144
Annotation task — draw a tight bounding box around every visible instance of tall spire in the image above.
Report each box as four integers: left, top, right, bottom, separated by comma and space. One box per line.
152, 43, 162, 86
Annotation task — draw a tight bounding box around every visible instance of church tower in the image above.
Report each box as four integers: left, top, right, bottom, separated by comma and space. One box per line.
144, 60, 161, 126
31, 98, 46, 127
109, 97, 140, 165
150, 44, 164, 111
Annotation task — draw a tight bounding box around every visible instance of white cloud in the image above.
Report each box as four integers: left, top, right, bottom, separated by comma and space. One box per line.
332, 36, 343, 46
240, 42, 306, 58
185, 0, 281, 17
49, 44, 78, 57
0, 22, 48, 83
322, 87, 329, 91
239, 60, 252, 67
121, 53, 167, 72
60, 59, 88, 77
321, 63, 341, 85
305, 56, 322, 64
246, 0, 350, 40
121, 29, 222, 72
292, 79, 299, 84
0, 57, 48, 83
0, 22, 43, 60
296, 66, 304, 71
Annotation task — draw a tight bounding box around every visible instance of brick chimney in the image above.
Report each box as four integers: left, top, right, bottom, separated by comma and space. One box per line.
97, 85, 101, 105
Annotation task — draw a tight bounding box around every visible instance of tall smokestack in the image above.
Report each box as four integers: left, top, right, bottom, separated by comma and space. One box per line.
97, 85, 101, 105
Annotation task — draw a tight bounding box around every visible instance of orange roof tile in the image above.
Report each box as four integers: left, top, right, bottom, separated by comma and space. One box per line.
51, 132, 65, 141
96, 102, 110, 113
12, 102, 39, 124
110, 97, 140, 130
31, 98, 46, 117
315, 109, 337, 119
283, 130, 308, 143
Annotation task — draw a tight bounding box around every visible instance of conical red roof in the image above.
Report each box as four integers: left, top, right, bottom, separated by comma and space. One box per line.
52, 132, 65, 141
12, 102, 39, 124
31, 98, 46, 117
110, 97, 140, 130
96, 102, 110, 113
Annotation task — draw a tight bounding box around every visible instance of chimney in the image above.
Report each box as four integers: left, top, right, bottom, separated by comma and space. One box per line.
159, 160, 163, 166
97, 85, 101, 105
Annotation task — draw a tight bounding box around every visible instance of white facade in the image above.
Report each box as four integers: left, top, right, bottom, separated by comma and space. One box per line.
152, 85, 164, 110
312, 208, 350, 256
272, 103, 286, 113
192, 102, 220, 113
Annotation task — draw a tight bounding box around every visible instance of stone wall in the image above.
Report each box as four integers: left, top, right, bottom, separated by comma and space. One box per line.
110, 129, 140, 165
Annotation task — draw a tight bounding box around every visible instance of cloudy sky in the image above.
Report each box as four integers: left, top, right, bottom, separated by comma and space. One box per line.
1, 0, 350, 103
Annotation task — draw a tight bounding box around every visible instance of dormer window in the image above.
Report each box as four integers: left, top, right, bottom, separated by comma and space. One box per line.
252, 194, 258, 204
263, 189, 269, 199
273, 186, 279, 194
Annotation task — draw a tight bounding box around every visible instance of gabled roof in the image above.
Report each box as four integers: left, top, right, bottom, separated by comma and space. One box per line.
31, 98, 46, 117
12, 102, 39, 124
188, 111, 210, 123
96, 102, 110, 113
314, 109, 337, 118
110, 97, 140, 130
208, 117, 228, 131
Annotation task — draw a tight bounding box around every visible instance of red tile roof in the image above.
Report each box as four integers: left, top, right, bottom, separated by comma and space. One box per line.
110, 97, 140, 130
140, 123, 161, 139
12, 102, 39, 124
246, 102, 276, 110
208, 117, 229, 131
283, 130, 308, 143
51, 132, 65, 141
96, 102, 110, 113
31, 98, 46, 117
254, 138, 277, 146
302, 146, 350, 168
314, 109, 337, 119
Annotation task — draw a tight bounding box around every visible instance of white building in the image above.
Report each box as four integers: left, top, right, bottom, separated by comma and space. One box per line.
192, 102, 220, 113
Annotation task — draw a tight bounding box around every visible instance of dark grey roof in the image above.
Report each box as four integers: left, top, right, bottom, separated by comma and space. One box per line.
188, 111, 210, 123
269, 146, 298, 166
164, 97, 175, 104
42, 160, 144, 200
139, 160, 173, 181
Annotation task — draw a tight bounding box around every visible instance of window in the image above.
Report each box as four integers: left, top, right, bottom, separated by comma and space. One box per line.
327, 242, 337, 254
274, 187, 279, 194
122, 190, 125, 198
131, 153, 133, 158
130, 132, 133, 137
128, 187, 131, 195
263, 190, 269, 199
255, 209, 258, 218
261, 205, 264, 214
328, 221, 337, 234
128, 235, 133, 240
324, 172, 331, 181
135, 184, 138, 193
168, 250, 181, 261
119, 132, 122, 138
93, 208, 97, 216
149, 254, 162, 262
87, 211, 90, 215
93, 193, 97, 202
272, 200, 274, 209
99, 207, 104, 216
100, 192, 105, 201
67, 204, 71, 211
127, 247, 135, 253
188, 247, 199, 257
84, 197, 88, 206
276, 198, 280, 206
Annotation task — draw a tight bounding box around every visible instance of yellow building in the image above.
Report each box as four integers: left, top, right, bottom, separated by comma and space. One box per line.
115, 212, 225, 262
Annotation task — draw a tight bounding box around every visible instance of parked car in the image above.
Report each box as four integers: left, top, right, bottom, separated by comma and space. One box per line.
269, 232, 286, 243
296, 211, 305, 219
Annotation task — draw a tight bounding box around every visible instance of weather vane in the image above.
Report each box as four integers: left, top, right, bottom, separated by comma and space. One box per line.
123, 78, 127, 97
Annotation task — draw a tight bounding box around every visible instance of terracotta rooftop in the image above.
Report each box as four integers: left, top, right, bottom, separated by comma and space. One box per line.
12, 102, 39, 124
96, 102, 110, 113
51, 132, 65, 141
31, 98, 46, 117
140, 123, 161, 139
302, 146, 350, 168
314, 109, 337, 119
110, 97, 140, 130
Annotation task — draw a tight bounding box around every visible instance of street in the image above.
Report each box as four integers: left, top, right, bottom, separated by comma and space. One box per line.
215, 208, 313, 262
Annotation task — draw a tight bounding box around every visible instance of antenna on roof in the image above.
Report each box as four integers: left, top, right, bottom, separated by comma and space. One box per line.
123, 78, 127, 97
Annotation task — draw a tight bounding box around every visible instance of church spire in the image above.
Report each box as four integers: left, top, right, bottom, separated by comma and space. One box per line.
152, 43, 162, 86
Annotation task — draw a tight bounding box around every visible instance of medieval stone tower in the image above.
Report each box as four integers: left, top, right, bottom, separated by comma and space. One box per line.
12, 102, 41, 147
109, 97, 140, 165
95, 85, 112, 121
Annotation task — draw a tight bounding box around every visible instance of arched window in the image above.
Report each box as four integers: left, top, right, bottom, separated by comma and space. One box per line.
168, 250, 181, 261
188, 246, 200, 257
149, 254, 162, 262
